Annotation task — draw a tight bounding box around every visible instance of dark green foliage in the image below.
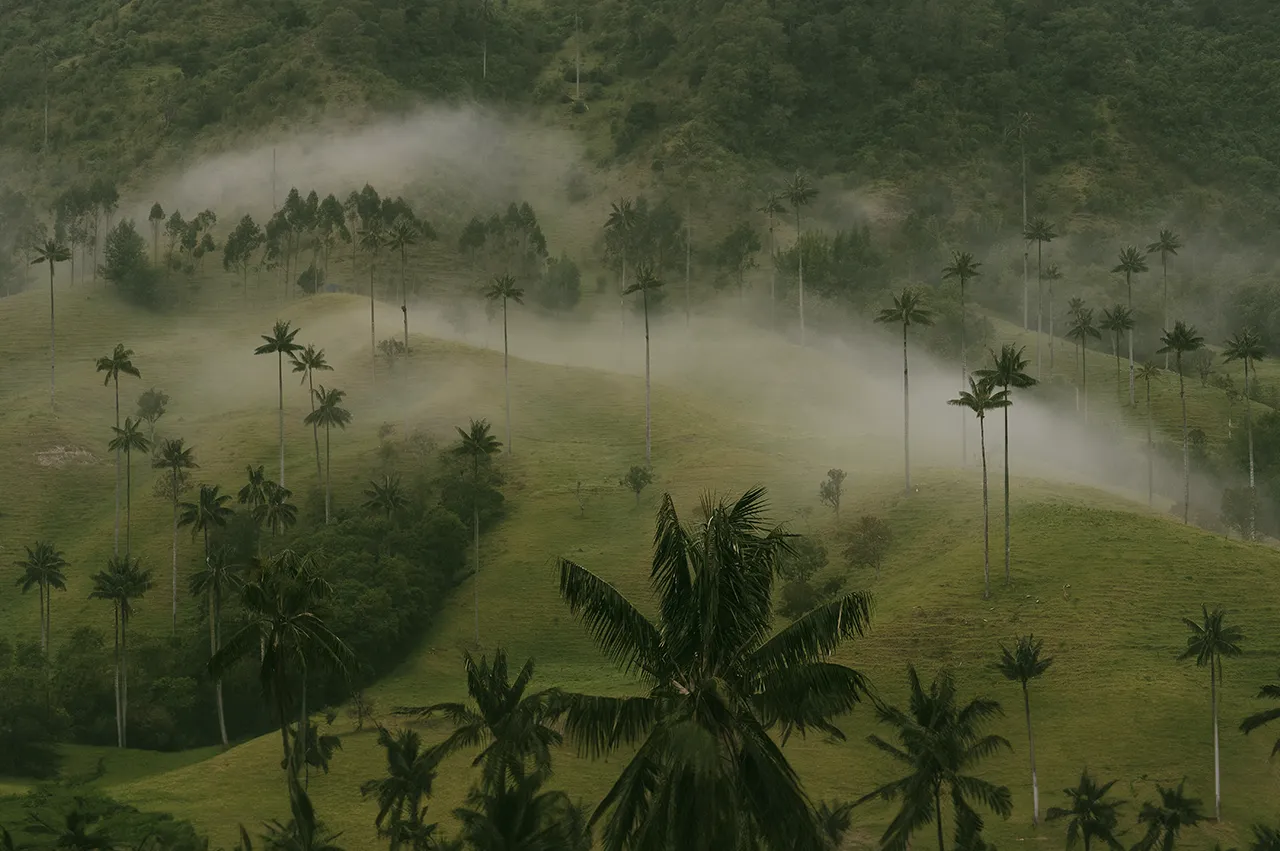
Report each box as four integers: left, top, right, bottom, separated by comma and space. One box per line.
532, 253, 581, 311
102, 220, 160, 308
844, 515, 892, 577
776, 535, 845, 621
714, 221, 761, 295
618, 466, 652, 504
1222, 487, 1257, 539
0, 643, 62, 778
774, 228, 885, 309
1, 787, 204, 851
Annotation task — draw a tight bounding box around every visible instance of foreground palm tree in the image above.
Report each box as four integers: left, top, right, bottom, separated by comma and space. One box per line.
14, 541, 68, 656
1112, 245, 1149, 405
1066, 308, 1101, 421
360, 727, 443, 849
948, 377, 1010, 599
1223, 328, 1266, 538
89, 556, 152, 748
291, 345, 333, 482
190, 548, 240, 748
304, 386, 352, 524
555, 486, 873, 851
624, 265, 664, 465
876, 288, 934, 495
255, 321, 304, 488
153, 438, 197, 633
1022, 218, 1056, 378
96, 344, 142, 556
1146, 229, 1182, 368
785, 171, 818, 345
32, 237, 70, 409
180, 483, 236, 746
454, 768, 588, 851
107, 417, 151, 557
1099, 305, 1134, 394
484, 275, 525, 455
943, 251, 982, 464
453, 419, 502, 644
1046, 771, 1126, 851
1178, 605, 1243, 820
975, 344, 1036, 585
996, 635, 1053, 824
1135, 363, 1162, 508
1134, 783, 1202, 851
1158, 321, 1205, 524
858, 666, 1012, 851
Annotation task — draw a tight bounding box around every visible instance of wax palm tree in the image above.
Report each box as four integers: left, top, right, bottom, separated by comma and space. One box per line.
359, 225, 385, 365
304, 386, 352, 524
363, 474, 408, 521
1046, 771, 1126, 851
1134, 783, 1203, 851
454, 768, 587, 851
453, 419, 502, 643
975, 345, 1036, 585
1223, 328, 1266, 537
1099, 305, 1135, 394
1112, 246, 1149, 405
604, 199, 638, 334
89, 555, 152, 748
14, 541, 68, 656
624, 265, 663, 465
995, 635, 1054, 824
153, 438, 197, 634
484, 275, 525, 455
876, 288, 934, 495
785, 171, 818, 345
258, 481, 299, 537
1067, 309, 1102, 421
943, 251, 982, 463
555, 486, 873, 851
239, 464, 272, 518
291, 345, 333, 482
1007, 110, 1033, 326
1135, 363, 1162, 508
180, 483, 236, 746
1065, 292, 1084, 325
256, 321, 304, 489
398, 650, 561, 792
1023, 219, 1056, 378
1146, 230, 1182, 368
107, 417, 151, 557
32, 237, 70, 409
190, 547, 240, 748
1241, 670, 1280, 758
96, 344, 142, 556
1158, 322, 1205, 524
360, 727, 443, 850
1046, 264, 1065, 370
948, 377, 1010, 599
386, 218, 419, 353
858, 666, 1012, 851
1178, 605, 1244, 820
758, 191, 787, 321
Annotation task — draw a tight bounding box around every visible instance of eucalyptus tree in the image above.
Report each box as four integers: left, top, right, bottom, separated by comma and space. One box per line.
89, 555, 152, 748
14, 541, 68, 656
943, 250, 982, 463
1146, 229, 1182, 368
1178, 605, 1243, 820
758, 191, 787, 321
1134, 783, 1202, 851
556, 486, 873, 851
625, 265, 663, 465
1046, 772, 1126, 851
1023, 218, 1056, 378
32, 237, 70, 409
107, 417, 151, 557
1135, 363, 1162, 507
190, 547, 240, 748
1223, 328, 1266, 537
976, 344, 1036, 584
1157, 321, 1205, 524
453, 418, 502, 643
153, 438, 198, 633
1113, 246, 1149, 405
255, 320, 304, 487
785, 170, 818, 345
484, 274, 525, 454
180, 483, 236, 745
948, 377, 1010, 599
876, 288, 934, 495
996, 635, 1054, 824
1099, 305, 1135, 394
304, 386, 352, 524
291, 345, 333, 482
96, 344, 142, 556
1066, 309, 1101, 421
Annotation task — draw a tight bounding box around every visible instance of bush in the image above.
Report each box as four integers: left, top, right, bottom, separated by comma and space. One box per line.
103, 219, 162, 308
0, 643, 63, 778
533, 253, 582, 310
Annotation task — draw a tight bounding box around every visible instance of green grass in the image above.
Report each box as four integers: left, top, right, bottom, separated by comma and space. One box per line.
3, 283, 1280, 848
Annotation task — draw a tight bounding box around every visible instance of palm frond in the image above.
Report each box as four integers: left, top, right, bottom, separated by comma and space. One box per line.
748, 592, 873, 673
558, 693, 657, 758
558, 558, 666, 680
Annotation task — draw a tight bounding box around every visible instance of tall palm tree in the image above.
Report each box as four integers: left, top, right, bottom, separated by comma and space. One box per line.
876, 288, 934, 495
1146, 230, 1182, 368
453, 418, 502, 644
1067, 309, 1101, 421
1135, 363, 1162, 508
153, 438, 197, 634
943, 251, 982, 464
96, 344, 142, 556
89, 555, 152, 748
360, 727, 443, 850
785, 171, 818, 345
1223, 328, 1266, 538
359, 225, 386, 368
758, 191, 787, 323
180, 483, 235, 744
555, 486, 873, 851
258, 481, 299, 537
604, 199, 638, 336
454, 768, 588, 851
1044, 264, 1066, 369
1045, 771, 1126, 851
239, 464, 272, 520
363, 474, 408, 520
948, 377, 1010, 599
1241, 669, 1280, 757
995, 635, 1054, 824
14, 541, 68, 656
386, 218, 419, 353
1112, 246, 1149, 405
975, 345, 1036, 585
304, 386, 352, 524
291, 345, 333, 482
858, 666, 1012, 851
1099, 305, 1135, 394
1022, 219, 1056, 379
190, 547, 240, 748
1158, 321, 1205, 524
624, 265, 663, 465
32, 238, 70, 410
1178, 605, 1244, 820
397, 650, 561, 791
255, 321, 304, 487
1007, 111, 1033, 327
484, 275, 525, 455
1134, 783, 1203, 851
107, 417, 151, 557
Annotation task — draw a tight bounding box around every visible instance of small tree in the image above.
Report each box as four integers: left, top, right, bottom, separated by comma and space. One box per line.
619, 465, 653, 505
1222, 488, 1255, 540
135, 388, 169, 439
844, 515, 892, 577
818, 469, 847, 520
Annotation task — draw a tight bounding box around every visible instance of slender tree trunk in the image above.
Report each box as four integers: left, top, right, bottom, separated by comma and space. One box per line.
276, 668, 292, 776
114, 378, 121, 556
1021, 142, 1028, 330
1024, 684, 1040, 825
768, 213, 776, 327
1146, 380, 1154, 508
300, 665, 309, 788
309, 373, 322, 482
113, 606, 122, 747
1163, 256, 1170, 369
1178, 358, 1189, 524
935, 784, 945, 851
1049, 277, 1056, 370
48, 263, 56, 410
902, 323, 911, 495
401, 248, 409, 354
171, 486, 178, 634
121, 609, 129, 748
1035, 242, 1043, 380
1246, 358, 1255, 539
1003, 400, 1011, 585
1112, 334, 1120, 390
685, 199, 691, 326
961, 281, 968, 466
1211, 656, 1221, 819
1082, 347, 1089, 423
124, 448, 132, 556
277, 352, 285, 488
643, 288, 652, 465
797, 211, 806, 347
980, 415, 991, 599
370, 257, 377, 383
39, 582, 47, 655
472, 502, 480, 645
503, 300, 512, 455
618, 252, 627, 338
44, 582, 51, 657
324, 425, 332, 524
1127, 277, 1135, 406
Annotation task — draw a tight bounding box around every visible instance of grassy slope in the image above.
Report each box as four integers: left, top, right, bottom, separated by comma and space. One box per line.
3, 281, 1280, 847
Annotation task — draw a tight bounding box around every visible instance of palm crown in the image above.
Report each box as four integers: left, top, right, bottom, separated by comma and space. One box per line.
1158, 321, 1205, 359
1134, 782, 1202, 851
290, 345, 333, 384
1023, 218, 1056, 245
876, 288, 934, 329
89, 556, 153, 620
1067, 309, 1102, 346
108, 417, 150, 456
485, 274, 525, 305
1222, 328, 1265, 368
1178, 604, 1243, 673
975, 344, 1036, 391
1146, 229, 1182, 260
784, 170, 817, 211
1100, 305, 1135, 335
256, 482, 298, 536
95, 344, 141, 387
305, 386, 353, 432
948, 377, 1010, 420
180, 485, 235, 550
255, 320, 304, 359
1112, 245, 1149, 279
996, 634, 1054, 685
32, 237, 71, 267
153, 438, 197, 479
1046, 771, 1126, 851
942, 250, 981, 286
360, 727, 441, 840
454, 419, 502, 470
15, 541, 68, 595
363, 474, 408, 519
758, 191, 787, 219
623, 264, 663, 297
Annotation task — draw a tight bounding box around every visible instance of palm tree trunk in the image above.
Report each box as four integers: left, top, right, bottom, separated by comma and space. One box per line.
1082, 348, 1089, 423
121, 608, 129, 748
45, 582, 51, 658
1146, 380, 1154, 508
113, 606, 122, 748
935, 784, 945, 851
1127, 277, 1135, 406
114, 377, 121, 556
309, 374, 322, 482
370, 259, 377, 383
618, 251, 627, 338
277, 352, 285, 488
48, 262, 56, 410
1048, 278, 1056, 370
472, 502, 480, 645
643, 288, 652, 465
1212, 656, 1221, 820
276, 667, 292, 776
1246, 358, 1255, 539
1162, 256, 1170, 369
980, 415, 991, 599
503, 300, 512, 455
324, 425, 332, 524
1035, 242, 1043, 380
300, 666, 309, 788
768, 213, 776, 326
1024, 684, 1040, 825
797, 211, 806, 347
1021, 142, 1028, 329
1112, 335, 1120, 391
39, 582, 47, 656
902, 323, 911, 495
685, 199, 691, 326
401, 248, 409, 354
961, 281, 968, 466
1003, 400, 1011, 585
1178, 358, 1189, 524
124, 448, 132, 556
